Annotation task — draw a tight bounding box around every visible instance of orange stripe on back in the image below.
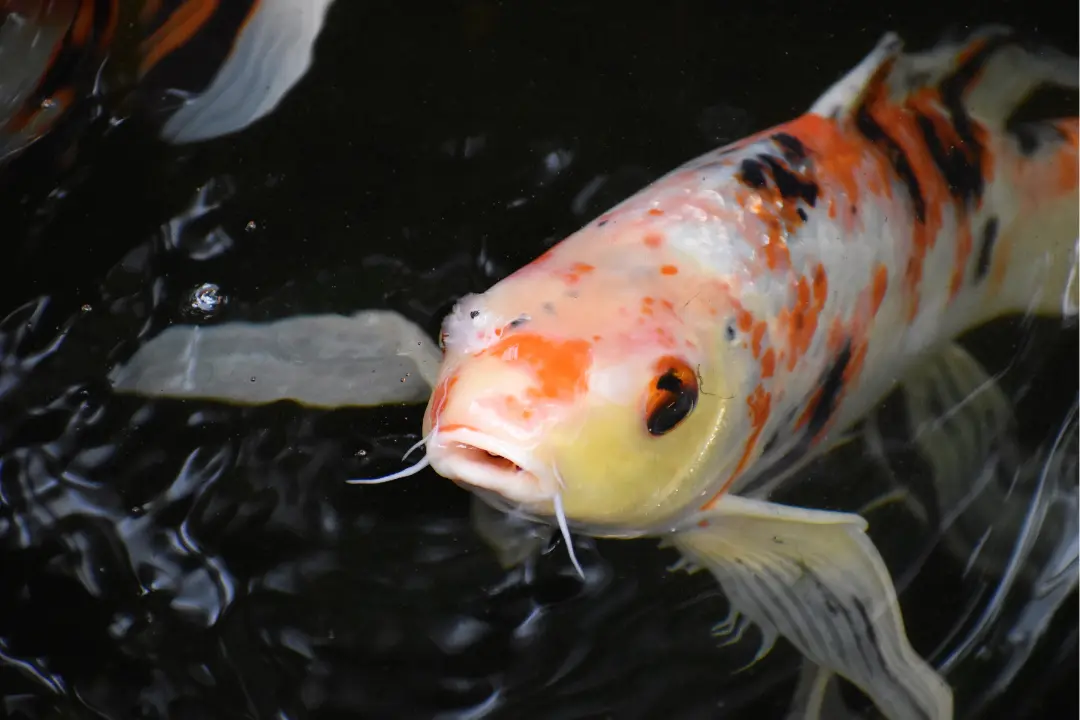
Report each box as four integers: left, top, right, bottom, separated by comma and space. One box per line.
138, 0, 219, 77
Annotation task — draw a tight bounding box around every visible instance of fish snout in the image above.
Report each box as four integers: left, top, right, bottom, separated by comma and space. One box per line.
427, 426, 556, 506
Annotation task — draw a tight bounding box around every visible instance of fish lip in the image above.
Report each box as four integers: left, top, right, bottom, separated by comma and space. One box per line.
428, 427, 556, 504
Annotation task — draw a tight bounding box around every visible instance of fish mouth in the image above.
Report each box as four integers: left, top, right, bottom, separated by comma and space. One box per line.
428, 427, 555, 505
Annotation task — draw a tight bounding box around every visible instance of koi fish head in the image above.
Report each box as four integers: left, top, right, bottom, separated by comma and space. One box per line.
419, 245, 752, 531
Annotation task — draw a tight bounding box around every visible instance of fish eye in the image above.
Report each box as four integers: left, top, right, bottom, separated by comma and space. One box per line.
646, 357, 699, 436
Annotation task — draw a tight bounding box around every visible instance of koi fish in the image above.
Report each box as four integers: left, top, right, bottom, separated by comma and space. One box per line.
0, 0, 335, 162
349, 26, 1077, 720
108, 25, 1078, 720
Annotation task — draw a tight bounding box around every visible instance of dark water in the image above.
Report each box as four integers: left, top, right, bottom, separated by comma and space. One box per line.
1, 2, 1078, 719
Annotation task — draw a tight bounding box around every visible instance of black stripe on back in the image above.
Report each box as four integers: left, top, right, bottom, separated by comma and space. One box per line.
974, 216, 1000, 281
854, 107, 927, 224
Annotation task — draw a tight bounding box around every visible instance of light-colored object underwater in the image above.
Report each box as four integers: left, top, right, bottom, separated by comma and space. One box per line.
109, 310, 441, 408
107, 25, 1079, 720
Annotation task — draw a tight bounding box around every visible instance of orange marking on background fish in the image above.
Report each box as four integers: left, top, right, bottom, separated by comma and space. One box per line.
139, 0, 220, 77
484, 333, 592, 403
643, 233, 664, 249
660, 264, 679, 276
139, 0, 164, 26
71, 0, 94, 46
236, 0, 266, 36
648, 208, 664, 216
102, 0, 119, 46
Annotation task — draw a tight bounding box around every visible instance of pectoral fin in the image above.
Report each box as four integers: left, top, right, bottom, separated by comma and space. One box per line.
671, 495, 952, 720
109, 310, 441, 408
470, 495, 553, 569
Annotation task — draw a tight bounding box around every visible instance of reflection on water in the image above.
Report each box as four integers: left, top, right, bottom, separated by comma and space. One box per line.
1, 2, 1076, 719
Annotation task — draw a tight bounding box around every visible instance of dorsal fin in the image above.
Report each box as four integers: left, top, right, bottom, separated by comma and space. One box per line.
809, 26, 1078, 127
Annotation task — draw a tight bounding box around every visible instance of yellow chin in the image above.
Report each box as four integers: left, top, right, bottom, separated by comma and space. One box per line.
545, 389, 733, 530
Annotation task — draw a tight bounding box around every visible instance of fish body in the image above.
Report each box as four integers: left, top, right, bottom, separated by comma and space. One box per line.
407, 27, 1078, 720
422, 27, 1078, 532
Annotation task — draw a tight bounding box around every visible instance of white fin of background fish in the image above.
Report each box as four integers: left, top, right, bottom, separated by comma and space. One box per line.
160, 0, 337, 144
109, 310, 440, 408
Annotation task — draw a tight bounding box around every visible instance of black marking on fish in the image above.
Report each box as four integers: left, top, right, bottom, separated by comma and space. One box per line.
759, 155, 820, 207
763, 564, 833, 657
914, 112, 983, 207
855, 107, 927, 224
469, 310, 480, 319
738, 158, 769, 189
772, 132, 808, 163
797, 208, 809, 222
737, 344, 853, 493
1011, 122, 1042, 155
1008, 120, 1071, 157
805, 341, 853, 440
799, 560, 887, 680
597, 219, 609, 227
974, 216, 999, 281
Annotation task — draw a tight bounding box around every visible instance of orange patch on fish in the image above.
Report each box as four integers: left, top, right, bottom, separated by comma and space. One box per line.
484, 333, 592, 403
948, 222, 973, 299
428, 374, 459, 427
784, 114, 893, 217
140, 0, 220, 77
736, 308, 754, 332
72, 0, 95, 46
660, 264, 679, 275
870, 263, 889, 313
751, 321, 767, 358
563, 262, 596, 284
643, 233, 664, 249
761, 348, 776, 379
704, 384, 772, 509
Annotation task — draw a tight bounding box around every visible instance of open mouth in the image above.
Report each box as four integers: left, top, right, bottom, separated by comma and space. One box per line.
428, 428, 553, 504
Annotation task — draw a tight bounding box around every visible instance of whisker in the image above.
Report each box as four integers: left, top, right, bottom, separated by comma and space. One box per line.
348, 427, 436, 485
552, 467, 585, 580
402, 429, 434, 461
347, 455, 431, 484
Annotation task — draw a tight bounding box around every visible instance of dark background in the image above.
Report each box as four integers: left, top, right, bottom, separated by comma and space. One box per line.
0, 1, 1076, 718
